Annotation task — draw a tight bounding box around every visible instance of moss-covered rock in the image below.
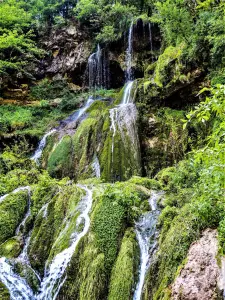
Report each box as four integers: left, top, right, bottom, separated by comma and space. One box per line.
0, 191, 28, 245
108, 228, 139, 300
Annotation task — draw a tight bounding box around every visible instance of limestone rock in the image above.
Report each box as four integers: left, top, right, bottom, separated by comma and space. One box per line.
172, 229, 223, 300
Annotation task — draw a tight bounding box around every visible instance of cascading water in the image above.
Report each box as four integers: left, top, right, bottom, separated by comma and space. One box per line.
133, 191, 163, 300
0, 258, 35, 300
126, 22, 134, 82
0, 185, 93, 300
0, 187, 37, 300
121, 80, 135, 104
31, 130, 57, 165
88, 44, 109, 90
37, 185, 93, 300
31, 97, 95, 165
109, 21, 141, 178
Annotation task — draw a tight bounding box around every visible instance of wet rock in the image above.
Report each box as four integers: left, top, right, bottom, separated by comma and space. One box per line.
172, 229, 223, 300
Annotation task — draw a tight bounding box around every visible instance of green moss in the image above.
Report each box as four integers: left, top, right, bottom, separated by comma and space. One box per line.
0, 237, 22, 258
91, 191, 126, 271
108, 228, 139, 300
154, 44, 184, 88
0, 191, 28, 244
47, 135, 74, 178
0, 282, 10, 300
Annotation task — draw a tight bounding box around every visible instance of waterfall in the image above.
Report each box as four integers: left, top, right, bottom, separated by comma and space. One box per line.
125, 22, 134, 82
148, 23, 154, 62
133, 191, 163, 300
31, 129, 57, 165
31, 97, 95, 165
92, 156, 101, 178
88, 44, 109, 89
37, 185, 93, 300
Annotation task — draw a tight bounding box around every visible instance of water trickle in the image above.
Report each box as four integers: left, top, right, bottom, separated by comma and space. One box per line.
133, 191, 163, 300
126, 22, 134, 82
37, 185, 93, 300
92, 156, 101, 178
31, 129, 57, 165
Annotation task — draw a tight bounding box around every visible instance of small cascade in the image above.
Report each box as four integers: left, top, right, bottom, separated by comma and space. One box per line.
31, 97, 95, 164
31, 129, 57, 165
133, 191, 163, 300
0, 258, 35, 300
109, 80, 140, 168
148, 23, 154, 62
71, 96, 94, 123
37, 185, 93, 300
92, 156, 101, 178
126, 22, 134, 81
88, 44, 109, 90
121, 80, 135, 104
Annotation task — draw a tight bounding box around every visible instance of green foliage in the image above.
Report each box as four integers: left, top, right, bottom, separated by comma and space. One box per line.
75, 0, 137, 43
0, 104, 68, 137
145, 84, 225, 299
0, 0, 43, 76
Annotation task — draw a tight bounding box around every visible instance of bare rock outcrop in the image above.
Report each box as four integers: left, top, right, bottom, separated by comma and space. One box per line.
172, 229, 223, 300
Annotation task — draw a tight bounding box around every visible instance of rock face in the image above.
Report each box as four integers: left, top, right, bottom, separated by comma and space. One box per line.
172, 229, 223, 300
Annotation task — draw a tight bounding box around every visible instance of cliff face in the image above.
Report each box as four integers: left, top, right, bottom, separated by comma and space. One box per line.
172, 229, 223, 300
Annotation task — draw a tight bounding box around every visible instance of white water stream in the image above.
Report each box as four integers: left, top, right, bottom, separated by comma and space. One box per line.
0, 185, 93, 300
37, 185, 93, 300
133, 191, 163, 300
